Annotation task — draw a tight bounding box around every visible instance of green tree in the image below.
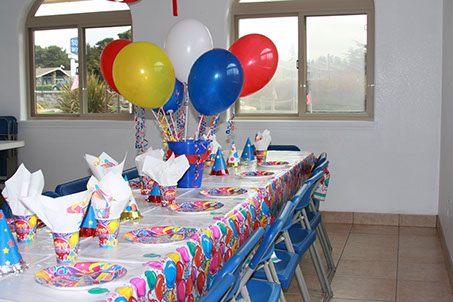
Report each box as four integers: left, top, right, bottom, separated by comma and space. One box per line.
118, 29, 132, 40
34, 45, 70, 68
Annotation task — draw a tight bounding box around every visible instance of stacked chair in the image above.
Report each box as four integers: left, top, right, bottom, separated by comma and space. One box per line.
0, 116, 18, 179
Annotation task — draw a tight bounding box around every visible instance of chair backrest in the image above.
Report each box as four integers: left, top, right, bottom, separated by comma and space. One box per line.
268, 144, 301, 151
43, 191, 60, 198
297, 169, 326, 210
200, 273, 236, 302
313, 152, 327, 170
123, 167, 139, 181
312, 159, 329, 175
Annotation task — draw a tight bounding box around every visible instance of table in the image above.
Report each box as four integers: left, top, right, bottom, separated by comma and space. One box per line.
0, 151, 314, 302
0, 141, 24, 151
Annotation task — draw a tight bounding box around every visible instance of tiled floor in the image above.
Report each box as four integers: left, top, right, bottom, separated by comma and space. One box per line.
283, 223, 453, 302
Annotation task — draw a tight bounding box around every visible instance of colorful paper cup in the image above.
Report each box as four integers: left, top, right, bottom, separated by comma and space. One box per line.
52, 231, 79, 264
160, 185, 177, 207
96, 218, 120, 248
14, 214, 38, 243
139, 175, 154, 196
255, 150, 267, 163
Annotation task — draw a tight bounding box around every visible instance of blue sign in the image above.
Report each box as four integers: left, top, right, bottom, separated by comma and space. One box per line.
70, 37, 78, 55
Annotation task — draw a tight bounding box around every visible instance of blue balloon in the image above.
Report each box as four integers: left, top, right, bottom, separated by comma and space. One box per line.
188, 49, 244, 116
164, 260, 177, 288
201, 235, 212, 259
153, 78, 184, 114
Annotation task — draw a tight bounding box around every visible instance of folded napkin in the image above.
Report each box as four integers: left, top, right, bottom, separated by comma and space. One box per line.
135, 148, 164, 175
20, 190, 92, 233
84, 152, 127, 180
1, 164, 44, 216
255, 129, 272, 150
88, 172, 132, 220
142, 153, 189, 186
208, 134, 221, 155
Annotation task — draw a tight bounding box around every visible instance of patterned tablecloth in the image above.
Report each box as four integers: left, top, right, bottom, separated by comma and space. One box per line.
0, 151, 314, 302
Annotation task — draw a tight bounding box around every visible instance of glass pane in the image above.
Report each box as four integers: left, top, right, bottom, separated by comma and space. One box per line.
36, 0, 129, 17
306, 15, 367, 113
85, 26, 132, 114
238, 17, 298, 115
34, 28, 79, 115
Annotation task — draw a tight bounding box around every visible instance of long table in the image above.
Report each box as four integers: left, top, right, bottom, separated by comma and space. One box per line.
0, 151, 314, 302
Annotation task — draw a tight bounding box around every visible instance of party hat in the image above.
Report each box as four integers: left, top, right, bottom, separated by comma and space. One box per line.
79, 202, 97, 237
241, 138, 253, 162
121, 176, 142, 220
210, 148, 229, 176
0, 210, 26, 276
227, 141, 242, 167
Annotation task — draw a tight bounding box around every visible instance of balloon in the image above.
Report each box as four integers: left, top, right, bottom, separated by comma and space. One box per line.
100, 39, 131, 94
153, 79, 183, 114
188, 49, 244, 116
155, 275, 165, 300
113, 41, 175, 109
165, 261, 177, 289
165, 19, 213, 82
229, 34, 278, 97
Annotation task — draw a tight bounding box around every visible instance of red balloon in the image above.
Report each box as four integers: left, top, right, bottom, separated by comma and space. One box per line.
229, 34, 278, 97
100, 39, 132, 94
155, 275, 165, 301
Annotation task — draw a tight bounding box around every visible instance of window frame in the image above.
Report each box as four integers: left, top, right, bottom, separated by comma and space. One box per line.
26, 0, 133, 120
231, 0, 375, 121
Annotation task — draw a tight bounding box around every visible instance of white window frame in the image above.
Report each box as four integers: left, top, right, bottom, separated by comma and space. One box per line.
231, 0, 375, 120
26, 0, 133, 120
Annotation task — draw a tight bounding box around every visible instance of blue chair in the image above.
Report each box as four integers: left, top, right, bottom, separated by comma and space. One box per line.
213, 227, 281, 302
43, 191, 60, 198
268, 144, 301, 151
200, 273, 236, 302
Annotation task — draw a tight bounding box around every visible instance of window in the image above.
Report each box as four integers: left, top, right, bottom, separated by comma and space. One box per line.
232, 0, 375, 120
26, 0, 133, 120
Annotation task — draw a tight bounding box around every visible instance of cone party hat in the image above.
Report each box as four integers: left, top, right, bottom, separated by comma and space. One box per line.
79, 202, 97, 237
241, 138, 253, 162
0, 209, 26, 276
210, 148, 229, 176
121, 176, 142, 220
227, 141, 242, 167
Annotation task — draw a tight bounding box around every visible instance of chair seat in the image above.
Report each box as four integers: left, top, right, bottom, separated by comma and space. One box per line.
236, 278, 281, 302
252, 249, 299, 288
275, 226, 317, 257
307, 210, 322, 229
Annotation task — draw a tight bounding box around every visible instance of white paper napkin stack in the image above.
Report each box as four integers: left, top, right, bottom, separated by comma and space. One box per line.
255, 129, 272, 150
84, 152, 127, 180
142, 153, 190, 186
1, 164, 44, 216
135, 148, 164, 175
88, 172, 132, 220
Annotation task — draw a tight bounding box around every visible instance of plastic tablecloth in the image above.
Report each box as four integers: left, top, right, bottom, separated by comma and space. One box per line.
0, 151, 314, 302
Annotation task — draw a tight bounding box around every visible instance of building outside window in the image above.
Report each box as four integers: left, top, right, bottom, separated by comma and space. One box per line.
26, 0, 133, 119
232, 0, 375, 120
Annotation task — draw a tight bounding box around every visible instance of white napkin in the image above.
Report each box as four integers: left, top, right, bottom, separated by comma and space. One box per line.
208, 134, 221, 155
88, 172, 132, 220
135, 148, 164, 175
255, 129, 272, 150
20, 190, 92, 233
142, 153, 190, 186
1, 164, 44, 216
84, 152, 127, 180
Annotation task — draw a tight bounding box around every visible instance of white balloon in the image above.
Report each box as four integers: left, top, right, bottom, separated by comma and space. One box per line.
164, 19, 213, 83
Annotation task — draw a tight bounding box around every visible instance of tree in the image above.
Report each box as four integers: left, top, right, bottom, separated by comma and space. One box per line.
34, 45, 70, 68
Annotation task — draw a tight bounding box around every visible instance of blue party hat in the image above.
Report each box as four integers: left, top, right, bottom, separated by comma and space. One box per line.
79, 202, 97, 237
0, 209, 26, 276
210, 148, 229, 176
241, 138, 253, 161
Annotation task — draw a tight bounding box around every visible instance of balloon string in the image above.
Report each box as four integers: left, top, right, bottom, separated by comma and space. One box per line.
183, 83, 189, 141
134, 106, 148, 154
194, 114, 205, 141
151, 110, 170, 146
226, 106, 236, 135
158, 107, 176, 142
172, 0, 178, 16
167, 110, 179, 141
207, 114, 220, 139
176, 96, 185, 140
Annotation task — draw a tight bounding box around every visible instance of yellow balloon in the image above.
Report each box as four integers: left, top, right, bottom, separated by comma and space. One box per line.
113, 41, 175, 109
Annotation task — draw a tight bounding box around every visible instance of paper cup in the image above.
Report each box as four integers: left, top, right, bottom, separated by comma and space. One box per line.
160, 185, 177, 207
53, 231, 79, 264
255, 150, 267, 163
14, 214, 38, 243
96, 218, 120, 248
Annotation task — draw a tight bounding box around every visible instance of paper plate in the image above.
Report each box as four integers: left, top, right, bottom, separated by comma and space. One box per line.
236, 171, 275, 178
34, 262, 127, 289
167, 201, 224, 214
257, 161, 290, 169
199, 187, 248, 198
123, 226, 197, 244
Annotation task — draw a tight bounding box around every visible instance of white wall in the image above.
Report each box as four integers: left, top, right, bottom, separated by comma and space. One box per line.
0, 0, 443, 215
439, 0, 453, 264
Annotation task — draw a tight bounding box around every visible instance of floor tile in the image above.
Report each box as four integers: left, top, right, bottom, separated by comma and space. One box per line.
399, 233, 442, 250
398, 262, 450, 283
335, 259, 397, 279
399, 226, 438, 236
346, 232, 398, 249
398, 244, 445, 264
342, 242, 398, 262
351, 224, 399, 235
331, 275, 396, 301
325, 223, 352, 234
397, 279, 453, 302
